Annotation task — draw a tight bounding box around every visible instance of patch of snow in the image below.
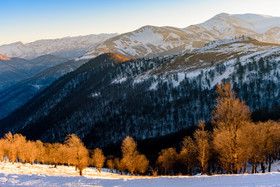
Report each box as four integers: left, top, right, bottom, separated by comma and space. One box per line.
149, 82, 158, 90
91, 92, 100, 98
112, 77, 127, 84
172, 73, 185, 87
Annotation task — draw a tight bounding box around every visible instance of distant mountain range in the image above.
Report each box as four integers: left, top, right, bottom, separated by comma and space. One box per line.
1, 13, 279, 61
81, 13, 280, 59
0, 34, 116, 59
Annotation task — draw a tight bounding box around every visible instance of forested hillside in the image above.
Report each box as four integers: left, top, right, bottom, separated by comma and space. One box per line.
0, 39, 279, 149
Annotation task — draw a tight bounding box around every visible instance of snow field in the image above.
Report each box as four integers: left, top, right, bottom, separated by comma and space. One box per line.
0, 162, 280, 186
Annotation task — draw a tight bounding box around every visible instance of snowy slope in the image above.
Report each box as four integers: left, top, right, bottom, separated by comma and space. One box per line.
135, 37, 280, 77
81, 26, 193, 59
0, 162, 280, 186
80, 13, 280, 60
233, 13, 280, 33
0, 34, 117, 59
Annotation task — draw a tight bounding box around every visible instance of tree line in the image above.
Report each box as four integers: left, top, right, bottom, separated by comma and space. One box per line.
0, 82, 279, 176
0, 132, 149, 176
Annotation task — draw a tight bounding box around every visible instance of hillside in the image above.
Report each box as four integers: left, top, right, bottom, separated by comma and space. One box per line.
0, 38, 279, 148
0, 58, 88, 119
0, 54, 69, 91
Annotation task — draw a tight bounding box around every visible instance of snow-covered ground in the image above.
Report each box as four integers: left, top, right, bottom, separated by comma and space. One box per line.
0, 162, 280, 186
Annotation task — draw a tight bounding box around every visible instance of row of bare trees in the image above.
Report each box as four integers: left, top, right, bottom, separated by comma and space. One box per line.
0, 132, 149, 176
0, 133, 102, 175
156, 82, 280, 175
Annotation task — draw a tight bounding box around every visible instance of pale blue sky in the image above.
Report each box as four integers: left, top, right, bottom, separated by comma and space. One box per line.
0, 0, 279, 44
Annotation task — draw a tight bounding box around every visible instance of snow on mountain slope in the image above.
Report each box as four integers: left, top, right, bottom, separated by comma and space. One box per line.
82, 26, 193, 59
80, 13, 280, 60
136, 37, 280, 77
186, 13, 280, 44
0, 34, 117, 59
233, 13, 280, 33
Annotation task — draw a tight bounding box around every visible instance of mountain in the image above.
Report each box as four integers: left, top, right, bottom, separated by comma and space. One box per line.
0, 34, 117, 59
1, 38, 280, 148
30, 54, 69, 67
1, 13, 279, 61
187, 13, 280, 43
80, 26, 194, 59
0, 58, 88, 120
0, 54, 69, 91
0, 56, 35, 90
81, 13, 280, 59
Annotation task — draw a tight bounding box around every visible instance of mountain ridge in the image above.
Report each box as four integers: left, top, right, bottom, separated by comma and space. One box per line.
2, 13, 280, 61
0, 34, 117, 59
1, 38, 280, 148
80, 13, 280, 60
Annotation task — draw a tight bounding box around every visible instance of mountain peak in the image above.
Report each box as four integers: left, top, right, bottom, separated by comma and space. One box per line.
214, 13, 231, 17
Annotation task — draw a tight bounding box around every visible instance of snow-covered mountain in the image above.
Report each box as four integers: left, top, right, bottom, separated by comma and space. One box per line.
0, 34, 117, 59
80, 13, 280, 59
81, 26, 194, 59
1, 38, 280, 148
1, 13, 279, 61
187, 13, 280, 44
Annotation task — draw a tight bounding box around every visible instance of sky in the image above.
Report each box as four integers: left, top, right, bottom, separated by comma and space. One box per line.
1, 0, 280, 44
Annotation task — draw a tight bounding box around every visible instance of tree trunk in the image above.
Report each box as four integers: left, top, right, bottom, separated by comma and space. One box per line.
268, 156, 272, 172
251, 163, 255, 174
261, 161, 265, 173
243, 163, 246, 173
79, 169, 83, 176
98, 168, 101, 172
55, 163, 57, 168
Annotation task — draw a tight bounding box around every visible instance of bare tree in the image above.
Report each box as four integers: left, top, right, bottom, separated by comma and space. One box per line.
135, 154, 149, 174
65, 134, 89, 176
194, 121, 211, 174
212, 82, 251, 174
179, 136, 197, 175
121, 136, 139, 175
25, 140, 39, 165
114, 157, 125, 174
106, 157, 115, 172
91, 148, 106, 172
157, 148, 177, 175
35, 140, 46, 164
